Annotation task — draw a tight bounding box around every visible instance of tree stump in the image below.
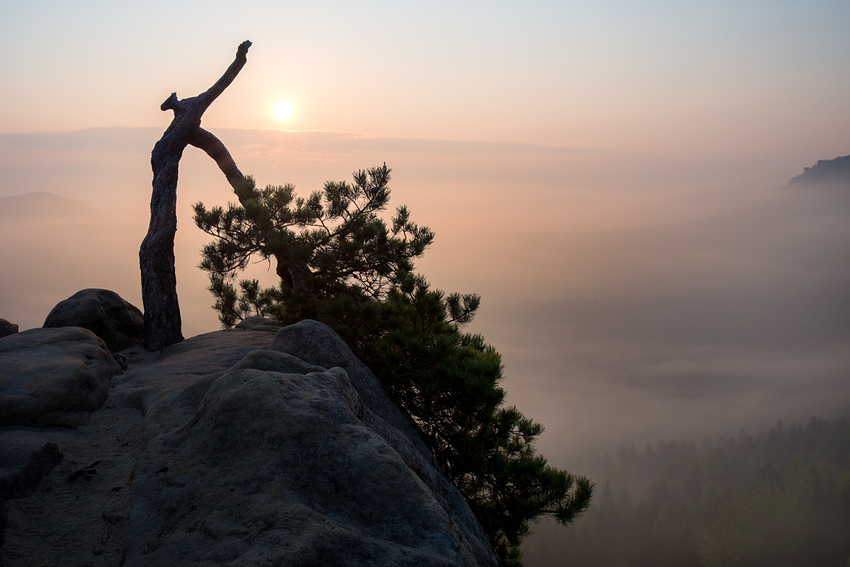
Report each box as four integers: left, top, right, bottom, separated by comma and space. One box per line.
139, 41, 251, 350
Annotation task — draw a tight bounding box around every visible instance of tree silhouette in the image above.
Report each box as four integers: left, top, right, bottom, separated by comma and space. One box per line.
193, 168, 595, 565
139, 40, 252, 350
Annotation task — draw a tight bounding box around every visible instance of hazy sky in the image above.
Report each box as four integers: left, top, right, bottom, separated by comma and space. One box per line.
2, 1, 849, 157
1, 1, 849, 465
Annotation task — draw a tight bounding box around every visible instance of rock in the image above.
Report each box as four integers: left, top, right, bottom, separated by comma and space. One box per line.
0, 434, 64, 545
0, 327, 123, 427
787, 155, 850, 188
43, 289, 145, 352
270, 321, 492, 555
117, 330, 281, 433
0, 319, 17, 338
0, 436, 64, 500
123, 321, 498, 566
271, 320, 424, 448
0, 321, 498, 566
234, 316, 286, 332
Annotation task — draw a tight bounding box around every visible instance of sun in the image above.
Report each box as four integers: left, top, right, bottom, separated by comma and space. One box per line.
273, 101, 293, 121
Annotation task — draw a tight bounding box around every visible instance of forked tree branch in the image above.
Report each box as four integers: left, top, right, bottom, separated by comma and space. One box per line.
189, 128, 249, 195
139, 41, 252, 350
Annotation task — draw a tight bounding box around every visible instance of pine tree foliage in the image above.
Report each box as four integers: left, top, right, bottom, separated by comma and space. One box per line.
193, 165, 593, 565
348, 272, 594, 565
194, 165, 433, 322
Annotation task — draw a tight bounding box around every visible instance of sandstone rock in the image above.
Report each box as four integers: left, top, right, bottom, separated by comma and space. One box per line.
0, 435, 64, 500
271, 321, 423, 448
0, 433, 64, 545
0, 319, 17, 338
234, 316, 286, 332
270, 320, 494, 556
117, 329, 281, 437
43, 288, 145, 352
0, 322, 497, 566
0, 327, 123, 427
124, 321, 498, 567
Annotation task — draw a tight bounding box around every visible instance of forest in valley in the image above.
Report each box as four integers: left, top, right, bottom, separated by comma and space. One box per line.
524, 416, 850, 567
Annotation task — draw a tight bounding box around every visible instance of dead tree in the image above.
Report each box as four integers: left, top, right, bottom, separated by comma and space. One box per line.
140, 41, 252, 350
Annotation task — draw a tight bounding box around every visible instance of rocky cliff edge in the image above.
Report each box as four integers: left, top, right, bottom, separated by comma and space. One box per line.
0, 294, 498, 567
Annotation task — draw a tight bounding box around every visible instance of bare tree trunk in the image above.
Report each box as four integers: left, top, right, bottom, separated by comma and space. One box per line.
140, 41, 251, 350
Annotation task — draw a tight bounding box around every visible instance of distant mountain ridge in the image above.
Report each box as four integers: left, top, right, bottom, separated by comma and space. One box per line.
788, 154, 850, 187
0, 191, 96, 219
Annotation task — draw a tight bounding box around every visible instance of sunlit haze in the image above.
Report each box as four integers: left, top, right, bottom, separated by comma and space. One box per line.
1, 0, 849, 521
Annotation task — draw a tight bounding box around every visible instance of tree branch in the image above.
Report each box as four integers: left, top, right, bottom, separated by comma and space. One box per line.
156, 41, 252, 152
196, 40, 252, 112
189, 127, 248, 194
141, 41, 252, 350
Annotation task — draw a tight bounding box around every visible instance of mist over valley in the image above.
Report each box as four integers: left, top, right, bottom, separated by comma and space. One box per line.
1, 128, 847, 467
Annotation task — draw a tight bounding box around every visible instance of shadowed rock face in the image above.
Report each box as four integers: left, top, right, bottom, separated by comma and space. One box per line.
43, 288, 145, 352
0, 327, 122, 427
0, 319, 17, 339
0, 438, 63, 545
1, 320, 498, 567
125, 321, 497, 567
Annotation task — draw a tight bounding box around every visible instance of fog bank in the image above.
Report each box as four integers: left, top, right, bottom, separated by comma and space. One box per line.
1, 128, 847, 465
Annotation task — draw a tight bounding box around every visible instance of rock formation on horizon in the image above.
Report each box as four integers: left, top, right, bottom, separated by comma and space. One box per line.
787, 154, 850, 187
0, 191, 97, 220
0, 291, 499, 566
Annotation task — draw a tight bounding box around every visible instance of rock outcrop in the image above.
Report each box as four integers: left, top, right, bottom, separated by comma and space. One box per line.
0, 319, 17, 339
0, 327, 123, 427
0, 318, 498, 566
43, 288, 145, 352
787, 155, 850, 187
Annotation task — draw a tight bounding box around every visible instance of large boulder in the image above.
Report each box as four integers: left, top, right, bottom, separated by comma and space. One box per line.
270, 321, 486, 541
0, 321, 497, 566
0, 327, 123, 427
0, 318, 17, 338
43, 288, 144, 352
123, 321, 498, 567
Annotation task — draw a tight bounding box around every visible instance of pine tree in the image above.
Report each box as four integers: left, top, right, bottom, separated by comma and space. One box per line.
193, 165, 593, 565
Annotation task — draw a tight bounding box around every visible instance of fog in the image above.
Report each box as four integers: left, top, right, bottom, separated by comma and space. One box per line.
1, 127, 848, 471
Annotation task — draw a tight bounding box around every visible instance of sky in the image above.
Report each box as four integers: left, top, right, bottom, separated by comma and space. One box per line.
3, 1, 849, 155
1, 1, 850, 467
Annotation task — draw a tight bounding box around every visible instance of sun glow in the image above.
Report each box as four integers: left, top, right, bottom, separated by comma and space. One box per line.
273, 101, 293, 120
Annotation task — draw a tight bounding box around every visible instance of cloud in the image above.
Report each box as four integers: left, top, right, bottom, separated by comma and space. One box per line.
212, 128, 598, 156
0, 128, 158, 153
0, 127, 591, 159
